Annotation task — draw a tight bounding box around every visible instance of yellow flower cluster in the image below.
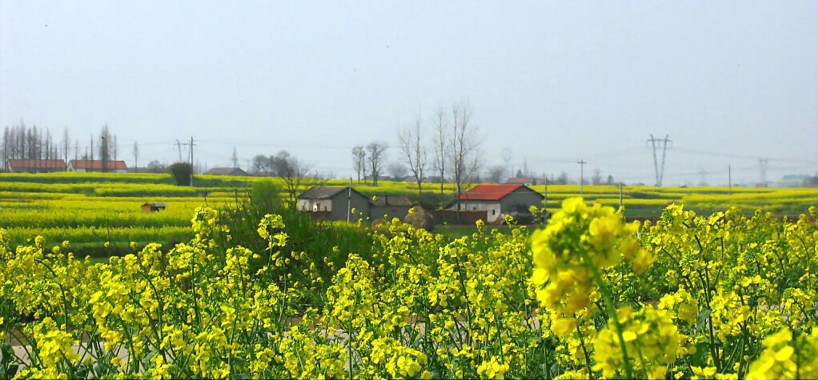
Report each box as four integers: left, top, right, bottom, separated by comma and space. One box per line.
747, 328, 818, 379
531, 198, 652, 315
593, 306, 682, 378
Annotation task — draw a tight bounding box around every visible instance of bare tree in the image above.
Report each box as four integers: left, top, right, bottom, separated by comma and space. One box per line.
555, 171, 569, 185
249, 155, 267, 174
62, 129, 70, 170
278, 155, 313, 208
133, 141, 139, 172
449, 100, 481, 221
112, 135, 118, 161
99, 125, 111, 172
432, 108, 448, 209
398, 112, 427, 198
387, 162, 408, 179
486, 165, 505, 183
366, 141, 388, 186
1, 127, 9, 170
351, 145, 366, 184
591, 168, 603, 185
270, 150, 292, 177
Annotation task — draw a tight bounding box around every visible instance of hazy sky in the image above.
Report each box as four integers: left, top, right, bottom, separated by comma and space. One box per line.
2, 1, 817, 185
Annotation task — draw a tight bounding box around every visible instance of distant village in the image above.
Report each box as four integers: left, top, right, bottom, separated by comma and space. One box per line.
3, 122, 817, 196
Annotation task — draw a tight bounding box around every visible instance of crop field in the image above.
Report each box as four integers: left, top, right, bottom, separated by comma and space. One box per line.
1, 172, 817, 257
1, 193, 816, 378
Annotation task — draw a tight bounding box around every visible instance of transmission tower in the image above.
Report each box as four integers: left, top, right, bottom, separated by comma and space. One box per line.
647, 134, 672, 186
759, 158, 769, 185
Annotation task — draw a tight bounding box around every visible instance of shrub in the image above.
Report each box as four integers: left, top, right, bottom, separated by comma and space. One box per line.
168, 162, 193, 186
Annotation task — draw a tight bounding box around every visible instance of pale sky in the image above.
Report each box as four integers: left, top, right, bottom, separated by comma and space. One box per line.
2, 1, 817, 185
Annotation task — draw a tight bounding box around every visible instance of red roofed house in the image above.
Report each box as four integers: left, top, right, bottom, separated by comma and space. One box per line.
68, 160, 129, 173
6, 159, 67, 173
455, 184, 544, 223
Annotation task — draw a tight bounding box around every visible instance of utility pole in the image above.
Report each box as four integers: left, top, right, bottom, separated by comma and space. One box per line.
187, 137, 196, 187
175, 140, 183, 162
728, 165, 732, 195
647, 134, 672, 186
759, 158, 769, 185
577, 159, 587, 196
347, 178, 352, 223
619, 182, 624, 209
542, 171, 548, 210
188, 136, 195, 165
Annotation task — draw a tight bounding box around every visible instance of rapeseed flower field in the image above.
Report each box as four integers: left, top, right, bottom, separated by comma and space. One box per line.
1, 195, 816, 378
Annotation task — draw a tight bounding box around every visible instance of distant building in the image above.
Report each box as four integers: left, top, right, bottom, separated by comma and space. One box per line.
370, 195, 414, 221
141, 202, 166, 212
298, 186, 370, 221
68, 160, 128, 173
6, 159, 67, 173
205, 167, 249, 176
455, 184, 544, 223
506, 177, 537, 186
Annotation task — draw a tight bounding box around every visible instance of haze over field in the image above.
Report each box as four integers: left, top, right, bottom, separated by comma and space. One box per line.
2, 1, 816, 185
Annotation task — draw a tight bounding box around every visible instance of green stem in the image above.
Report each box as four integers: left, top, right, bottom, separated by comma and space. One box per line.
580, 250, 634, 379
575, 321, 594, 378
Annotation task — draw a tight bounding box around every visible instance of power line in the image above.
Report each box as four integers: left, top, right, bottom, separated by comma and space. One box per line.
674, 147, 817, 165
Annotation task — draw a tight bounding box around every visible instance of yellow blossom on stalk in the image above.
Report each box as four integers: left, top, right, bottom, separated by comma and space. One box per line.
476, 219, 486, 232
148, 354, 173, 379
551, 317, 578, 338
710, 290, 752, 341
747, 327, 818, 379
554, 368, 589, 379
530, 198, 651, 313
477, 357, 510, 379
593, 306, 682, 378
658, 287, 698, 325
691, 366, 718, 378
258, 213, 287, 247
30, 317, 81, 372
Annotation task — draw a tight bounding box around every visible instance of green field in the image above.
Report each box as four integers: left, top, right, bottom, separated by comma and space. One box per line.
1, 172, 816, 256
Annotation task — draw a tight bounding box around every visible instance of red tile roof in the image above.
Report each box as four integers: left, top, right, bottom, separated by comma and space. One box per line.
70, 160, 128, 170
458, 184, 525, 201
7, 159, 67, 169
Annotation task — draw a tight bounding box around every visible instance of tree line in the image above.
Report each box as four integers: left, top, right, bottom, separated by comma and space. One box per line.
351, 100, 482, 212
1, 122, 120, 172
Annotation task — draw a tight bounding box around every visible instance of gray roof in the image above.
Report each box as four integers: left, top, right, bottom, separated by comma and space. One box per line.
298, 186, 350, 200
205, 167, 248, 176
370, 196, 413, 207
